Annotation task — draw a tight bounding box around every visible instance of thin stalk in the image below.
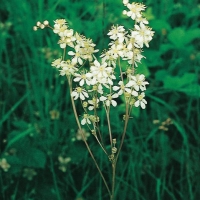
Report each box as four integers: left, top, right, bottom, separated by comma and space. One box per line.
109, 103, 129, 200
104, 105, 113, 147
110, 163, 116, 200
68, 77, 111, 196
50, 155, 61, 200
115, 103, 130, 162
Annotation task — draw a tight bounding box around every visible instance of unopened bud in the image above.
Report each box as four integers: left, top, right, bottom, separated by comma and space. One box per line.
33, 26, 38, 31
112, 147, 117, 154
36, 21, 41, 26
43, 20, 49, 26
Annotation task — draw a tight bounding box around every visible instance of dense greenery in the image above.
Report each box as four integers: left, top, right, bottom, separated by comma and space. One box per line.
0, 0, 199, 199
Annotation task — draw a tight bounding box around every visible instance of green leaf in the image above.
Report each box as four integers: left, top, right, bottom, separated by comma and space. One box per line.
163, 73, 199, 97
136, 61, 150, 77
184, 29, 200, 45
18, 148, 46, 168
168, 28, 186, 48
150, 19, 171, 31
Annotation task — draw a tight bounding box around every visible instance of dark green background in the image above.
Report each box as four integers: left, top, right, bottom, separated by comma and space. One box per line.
0, 0, 199, 199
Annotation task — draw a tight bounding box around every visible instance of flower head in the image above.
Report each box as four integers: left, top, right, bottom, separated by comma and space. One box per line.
123, 2, 146, 20
134, 92, 147, 109
71, 87, 89, 100
100, 93, 119, 107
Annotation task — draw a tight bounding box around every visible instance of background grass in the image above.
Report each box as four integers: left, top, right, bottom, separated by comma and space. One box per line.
0, 0, 200, 199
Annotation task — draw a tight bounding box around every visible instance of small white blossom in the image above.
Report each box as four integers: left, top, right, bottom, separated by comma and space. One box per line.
59, 60, 78, 76
73, 72, 92, 86
134, 92, 147, 109
131, 23, 154, 48
113, 81, 131, 95
51, 58, 62, 68
81, 114, 92, 125
71, 87, 89, 100
108, 25, 126, 43
127, 74, 149, 91
90, 60, 114, 85
100, 93, 119, 107
123, 3, 146, 20
68, 45, 84, 65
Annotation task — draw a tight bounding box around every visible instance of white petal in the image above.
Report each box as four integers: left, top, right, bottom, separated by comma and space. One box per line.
141, 101, 146, 109
111, 100, 117, 107
80, 93, 85, 100
132, 91, 138, 96
134, 100, 139, 107
81, 118, 86, 125
113, 86, 119, 91
100, 96, 107, 101
68, 51, 75, 56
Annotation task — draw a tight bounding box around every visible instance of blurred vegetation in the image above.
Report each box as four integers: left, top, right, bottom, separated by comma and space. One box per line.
0, 0, 200, 199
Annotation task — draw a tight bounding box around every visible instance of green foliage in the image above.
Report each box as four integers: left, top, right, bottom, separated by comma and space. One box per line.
0, 0, 199, 200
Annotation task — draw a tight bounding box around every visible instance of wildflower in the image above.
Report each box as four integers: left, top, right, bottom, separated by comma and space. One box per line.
58, 34, 76, 49
71, 87, 89, 100
127, 74, 149, 91
59, 60, 78, 76
90, 60, 115, 85
107, 25, 126, 43
100, 50, 117, 67
100, 93, 119, 107
58, 156, 71, 172
81, 114, 92, 125
131, 23, 154, 48
53, 19, 67, 35
134, 92, 147, 109
23, 168, 37, 180
113, 81, 132, 95
51, 58, 62, 68
68, 45, 84, 65
0, 158, 10, 172
73, 72, 92, 86
123, 2, 146, 20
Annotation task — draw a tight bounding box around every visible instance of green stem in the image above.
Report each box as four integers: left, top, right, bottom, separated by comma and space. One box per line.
110, 162, 116, 200
105, 105, 113, 147
68, 77, 111, 196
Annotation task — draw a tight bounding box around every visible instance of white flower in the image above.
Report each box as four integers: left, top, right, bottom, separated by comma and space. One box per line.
68, 45, 84, 65
90, 60, 114, 85
59, 60, 78, 76
53, 19, 67, 35
58, 35, 76, 49
131, 23, 154, 48
81, 114, 91, 125
100, 93, 118, 107
113, 81, 131, 95
71, 87, 89, 100
73, 72, 92, 86
51, 58, 62, 68
100, 50, 117, 67
123, 3, 146, 20
134, 92, 147, 109
108, 25, 126, 43
127, 74, 149, 91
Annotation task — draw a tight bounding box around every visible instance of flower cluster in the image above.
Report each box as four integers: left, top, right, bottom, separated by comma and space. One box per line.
34, 0, 154, 128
